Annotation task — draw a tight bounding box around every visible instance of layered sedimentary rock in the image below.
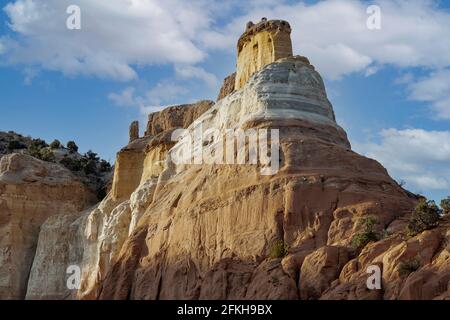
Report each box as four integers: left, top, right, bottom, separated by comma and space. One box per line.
0, 154, 95, 299
145, 101, 213, 136
96, 56, 447, 300
25, 100, 214, 299
235, 18, 293, 90
24, 24, 449, 300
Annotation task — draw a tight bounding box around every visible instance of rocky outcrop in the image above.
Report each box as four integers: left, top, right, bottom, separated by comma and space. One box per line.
0, 154, 96, 299
321, 220, 450, 300
145, 100, 213, 136
129, 121, 139, 143
25, 100, 214, 300
235, 18, 293, 90
95, 57, 421, 300
20, 22, 449, 300
217, 73, 236, 101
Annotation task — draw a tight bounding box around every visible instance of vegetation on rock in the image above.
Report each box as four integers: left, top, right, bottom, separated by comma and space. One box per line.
406, 198, 441, 237
398, 256, 421, 277
49, 139, 62, 149
1, 131, 112, 201
269, 239, 288, 259
66, 140, 78, 153
351, 216, 381, 249
440, 196, 450, 215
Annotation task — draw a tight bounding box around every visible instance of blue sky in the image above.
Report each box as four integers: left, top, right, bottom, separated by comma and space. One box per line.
0, 0, 449, 202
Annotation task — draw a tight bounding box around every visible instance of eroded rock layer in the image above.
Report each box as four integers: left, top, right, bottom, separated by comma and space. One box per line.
25, 56, 449, 300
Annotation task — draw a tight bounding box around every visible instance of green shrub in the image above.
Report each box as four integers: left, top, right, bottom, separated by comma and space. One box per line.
38, 148, 56, 162
85, 150, 99, 161
7, 140, 26, 152
49, 139, 62, 149
83, 159, 97, 175
406, 199, 441, 237
441, 197, 450, 215
28, 138, 48, 158
351, 216, 380, 249
269, 239, 288, 259
67, 141, 78, 153
398, 256, 421, 277
99, 159, 112, 172
60, 157, 82, 171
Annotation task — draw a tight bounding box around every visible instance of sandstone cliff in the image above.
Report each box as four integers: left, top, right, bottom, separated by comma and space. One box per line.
4, 17, 448, 300
0, 154, 96, 299
25, 56, 449, 300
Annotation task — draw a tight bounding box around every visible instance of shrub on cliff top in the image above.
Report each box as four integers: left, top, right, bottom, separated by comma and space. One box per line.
441, 197, 450, 215
99, 159, 112, 172
38, 148, 56, 163
49, 139, 62, 149
60, 157, 82, 171
7, 140, 26, 152
67, 140, 78, 153
406, 199, 441, 237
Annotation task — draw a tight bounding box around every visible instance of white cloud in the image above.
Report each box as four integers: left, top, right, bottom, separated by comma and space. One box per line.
354, 128, 450, 193
3, 0, 450, 82
175, 65, 218, 88
202, 0, 450, 80
145, 81, 189, 106
108, 87, 138, 108
108, 81, 190, 115
2, 0, 210, 80
405, 69, 450, 120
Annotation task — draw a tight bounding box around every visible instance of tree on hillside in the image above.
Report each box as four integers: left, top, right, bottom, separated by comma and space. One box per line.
441, 197, 450, 215
67, 141, 78, 153
7, 140, 26, 152
407, 198, 442, 236
28, 138, 48, 158
50, 139, 62, 149
85, 150, 99, 161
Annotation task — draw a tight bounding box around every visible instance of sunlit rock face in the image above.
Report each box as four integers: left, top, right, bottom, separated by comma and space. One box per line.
23, 19, 450, 301
91, 56, 423, 300
205, 56, 344, 134
235, 18, 293, 90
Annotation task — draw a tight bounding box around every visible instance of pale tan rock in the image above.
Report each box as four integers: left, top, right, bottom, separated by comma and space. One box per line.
0, 154, 95, 299
300, 246, 349, 299
23, 20, 449, 301
145, 100, 213, 136
93, 56, 416, 300
235, 18, 293, 90
25, 210, 90, 300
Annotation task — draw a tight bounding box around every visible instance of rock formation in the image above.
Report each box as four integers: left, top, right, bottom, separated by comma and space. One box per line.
129, 121, 139, 143
0, 154, 96, 299
4, 19, 449, 300
217, 72, 236, 101
235, 18, 293, 90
